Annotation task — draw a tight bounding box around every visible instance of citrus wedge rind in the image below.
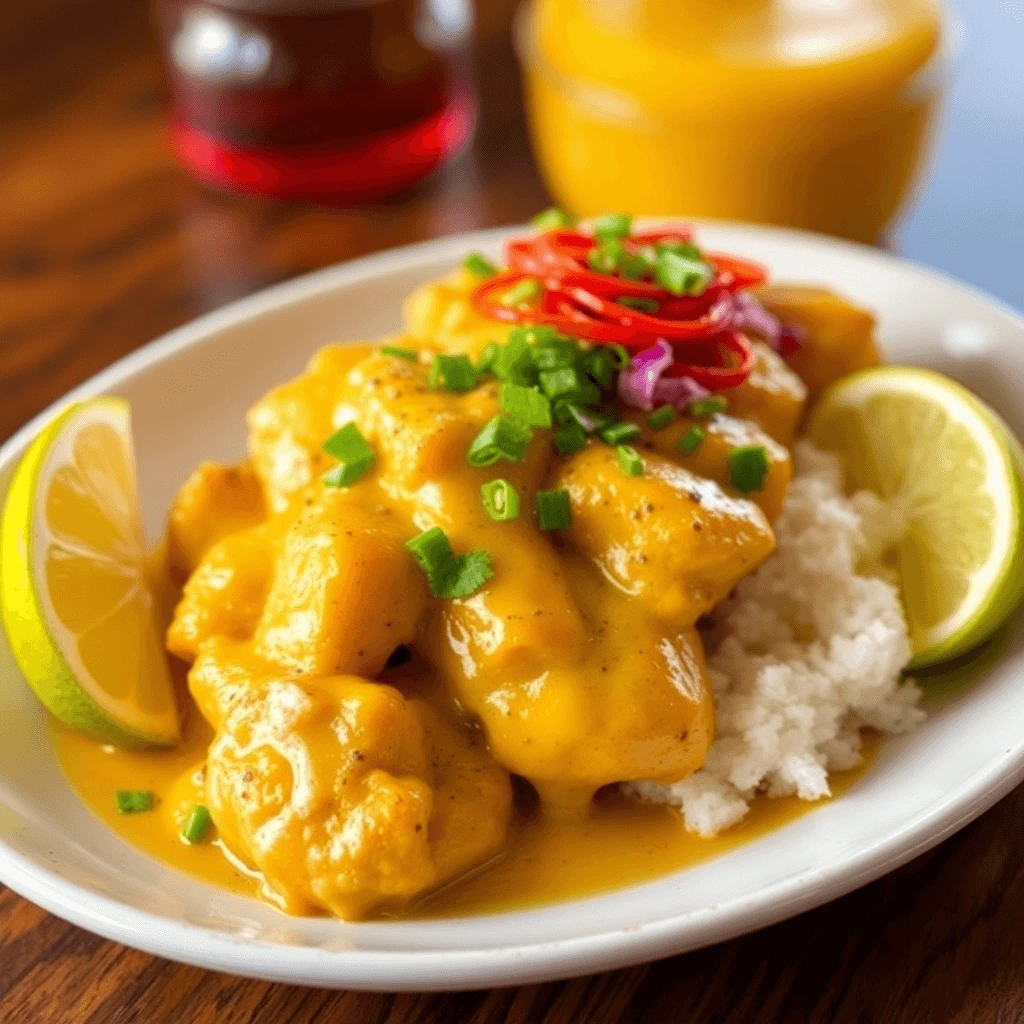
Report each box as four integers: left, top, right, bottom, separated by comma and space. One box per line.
1, 398, 179, 747
808, 366, 1024, 669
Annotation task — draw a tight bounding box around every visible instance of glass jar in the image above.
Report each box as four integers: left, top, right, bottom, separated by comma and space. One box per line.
518, 0, 948, 242
159, 0, 474, 202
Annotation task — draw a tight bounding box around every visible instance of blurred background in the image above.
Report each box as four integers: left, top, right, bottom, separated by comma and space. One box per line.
1, 0, 1021, 442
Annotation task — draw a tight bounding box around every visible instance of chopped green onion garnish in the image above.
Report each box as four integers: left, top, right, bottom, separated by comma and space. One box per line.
587, 238, 624, 275
554, 423, 588, 454
539, 366, 599, 405
592, 212, 632, 240
321, 423, 375, 488
657, 240, 703, 261
500, 382, 552, 428
464, 252, 498, 278
616, 445, 644, 477
647, 404, 676, 430
551, 400, 576, 428
618, 297, 659, 314
406, 527, 493, 598
677, 425, 704, 455
535, 489, 572, 530
476, 341, 500, 374
500, 278, 542, 308
687, 395, 728, 418
493, 334, 538, 386
380, 345, 418, 361
115, 790, 155, 814
429, 353, 477, 393
619, 253, 654, 281
405, 526, 451, 581
636, 243, 658, 267
467, 415, 533, 467
582, 348, 615, 391
728, 445, 770, 495
532, 207, 576, 231
532, 338, 579, 370
481, 479, 521, 521
607, 344, 631, 369
510, 324, 560, 346
655, 250, 714, 297
600, 420, 642, 445
539, 366, 580, 399
181, 804, 213, 844
566, 404, 612, 433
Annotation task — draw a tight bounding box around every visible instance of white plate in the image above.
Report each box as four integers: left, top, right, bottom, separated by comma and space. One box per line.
2, 221, 1024, 992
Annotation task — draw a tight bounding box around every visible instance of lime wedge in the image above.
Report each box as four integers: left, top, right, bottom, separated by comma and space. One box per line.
808, 366, 1024, 669
1, 398, 179, 746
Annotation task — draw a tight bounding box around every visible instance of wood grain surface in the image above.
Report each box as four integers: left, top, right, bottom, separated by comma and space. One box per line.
3, 4, 1024, 1023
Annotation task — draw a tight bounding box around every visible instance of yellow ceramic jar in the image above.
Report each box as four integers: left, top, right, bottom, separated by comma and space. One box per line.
518, 0, 947, 242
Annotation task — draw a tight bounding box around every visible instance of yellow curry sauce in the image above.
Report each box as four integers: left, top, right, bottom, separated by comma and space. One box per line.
50, 713, 877, 918
52, 266, 884, 920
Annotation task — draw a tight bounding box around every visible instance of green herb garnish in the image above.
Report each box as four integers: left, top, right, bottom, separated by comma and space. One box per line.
463, 252, 498, 279
476, 341, 500, 374
535, 489, 572, 530
532, 338, 579, 371
587, 238, 625, 275
532, 207, 576, 231
321, 423, 375, 488
500, 382, 552, 428
618, 296, 659, 313
687, 395, 728, 419
429, 353, 477, 393
728, 445, 770, 494
493, 333, 538, 386
380, 345, 418, 361
616, 445, 644, 477
655, 249, 713, 297
481, 479, 521, 522
500, 278, 543, 308
539, 366, 600, 406
677, 425, 704, 455
115, 790, 155, 814
467, 415, 533, 467
553, 423, 588, 454
592, 213, 633, 240
647, 404, 676, 430
582, 348, 615, 391
181, 804, 213, 844
619, 252, 654, 281
607, 344, 631, 369
406, 527, 493, 598
599, 420, 642, 445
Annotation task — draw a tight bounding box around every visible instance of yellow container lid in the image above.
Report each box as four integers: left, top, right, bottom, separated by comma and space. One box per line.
532, 0, 944, 120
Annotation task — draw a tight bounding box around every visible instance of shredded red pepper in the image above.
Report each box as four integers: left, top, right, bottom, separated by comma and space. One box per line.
471, 223, 770, 390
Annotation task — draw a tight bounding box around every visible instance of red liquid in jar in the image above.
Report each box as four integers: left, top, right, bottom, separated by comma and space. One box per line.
160, 0, 474, 202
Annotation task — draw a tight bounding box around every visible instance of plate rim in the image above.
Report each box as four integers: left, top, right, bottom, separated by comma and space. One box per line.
2, 218, 1024, 991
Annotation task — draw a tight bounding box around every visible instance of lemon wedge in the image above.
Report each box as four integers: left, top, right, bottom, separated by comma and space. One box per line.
808, 366, 1024, 669
1, 398, 179, 746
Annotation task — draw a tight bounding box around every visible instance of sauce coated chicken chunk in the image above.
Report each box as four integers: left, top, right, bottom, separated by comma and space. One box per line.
162, 260, 880, 918
191, 640, 511, 918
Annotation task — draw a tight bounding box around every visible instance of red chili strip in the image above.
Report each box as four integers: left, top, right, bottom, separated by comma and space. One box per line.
664, 332, 756, 390
472, 223, 769, 392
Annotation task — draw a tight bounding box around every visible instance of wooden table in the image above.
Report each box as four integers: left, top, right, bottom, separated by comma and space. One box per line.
4, 5, 1024, 1022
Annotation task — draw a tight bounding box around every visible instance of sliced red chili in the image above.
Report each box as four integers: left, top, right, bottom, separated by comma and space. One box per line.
568, 287, 735, 342
473, 223, 768, 391
706, 254, 768, 290
664, 332, 756, 390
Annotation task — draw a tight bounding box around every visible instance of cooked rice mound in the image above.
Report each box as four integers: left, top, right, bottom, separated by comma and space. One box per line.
630, 441, 924, 837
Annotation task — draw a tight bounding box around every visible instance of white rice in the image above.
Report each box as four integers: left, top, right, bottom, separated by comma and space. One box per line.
630, 441, 924, 836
